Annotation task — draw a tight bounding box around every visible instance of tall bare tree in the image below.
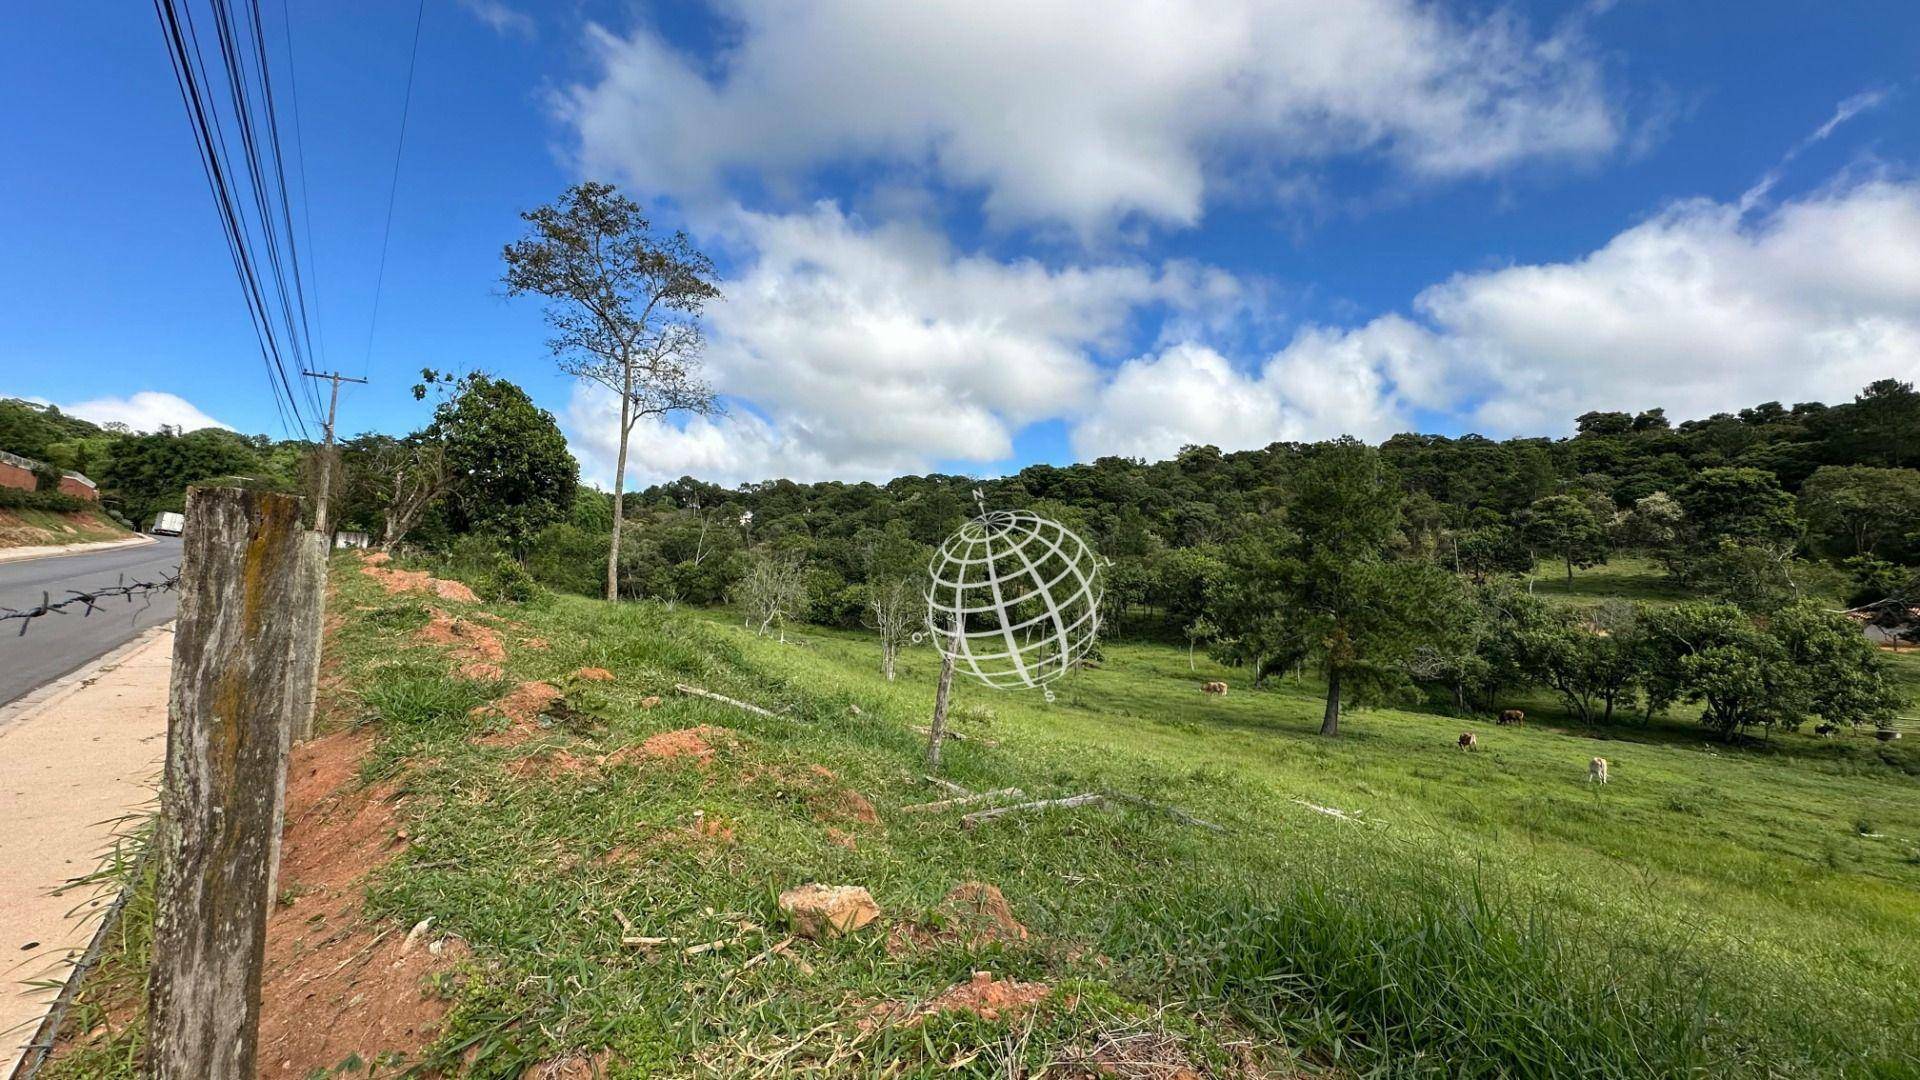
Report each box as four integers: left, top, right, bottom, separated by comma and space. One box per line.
377, 441, 449, 550
502, 182, 720, 600
734, 552, 809, 642
863, 577, 922, 680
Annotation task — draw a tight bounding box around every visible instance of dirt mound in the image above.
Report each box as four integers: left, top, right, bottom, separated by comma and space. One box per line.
604, 725, 731, 767
868, 972, 1050, 1028
572, 667, 615, 682
521, 636, 550, 650
416, 610, 507, 662
890, 881, 1028, 953
260, 725, 469, 1074
361, 550, 392, 565
505, 749, 599, 779
814, 787, 881, 826
941, 882, 1029, 943
360, 563, 480, 604
741, 762, 882, 827
472, 681, 564, 746
458, 661, 506, 681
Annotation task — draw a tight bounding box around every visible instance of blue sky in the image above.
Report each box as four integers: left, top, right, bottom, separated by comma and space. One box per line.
5, 1, 1918, 488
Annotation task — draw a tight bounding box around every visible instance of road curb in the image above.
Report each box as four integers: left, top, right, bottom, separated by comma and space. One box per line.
0, 534, 157, 566
0, 623, 174, 736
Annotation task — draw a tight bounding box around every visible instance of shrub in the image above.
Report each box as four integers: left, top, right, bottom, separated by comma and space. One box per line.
0, 485, 88, 512
525, 522, 607, 597
482, 555, 540, 604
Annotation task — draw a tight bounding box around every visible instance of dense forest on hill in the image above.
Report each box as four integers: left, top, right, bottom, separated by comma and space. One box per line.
5, 377, 1917, 740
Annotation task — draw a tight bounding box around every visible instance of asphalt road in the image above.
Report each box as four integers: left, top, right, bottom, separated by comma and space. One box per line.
0, 537, 182, 707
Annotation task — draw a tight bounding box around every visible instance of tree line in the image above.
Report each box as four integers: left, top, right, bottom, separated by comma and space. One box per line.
6, 179, 1915, 743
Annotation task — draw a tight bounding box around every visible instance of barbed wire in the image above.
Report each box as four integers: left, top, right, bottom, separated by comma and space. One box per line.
1, 569, 182, 636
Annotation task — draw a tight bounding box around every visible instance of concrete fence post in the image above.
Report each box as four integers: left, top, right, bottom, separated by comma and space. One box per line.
146, 486, 315, 1080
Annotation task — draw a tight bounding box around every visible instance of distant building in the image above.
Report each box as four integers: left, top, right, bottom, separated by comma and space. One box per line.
0, 449, 99, 502
333, 531, 373, 549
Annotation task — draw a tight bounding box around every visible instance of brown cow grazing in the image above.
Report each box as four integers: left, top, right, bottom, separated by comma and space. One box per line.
1588, 756, 1609, 784
1497, 709, 1525, 726
1458, 732, 1477, 751
1202, 681, 1228, 695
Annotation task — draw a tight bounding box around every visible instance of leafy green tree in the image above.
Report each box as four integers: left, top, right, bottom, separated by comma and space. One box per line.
1210, 440, 1458, 736
1632, 601, 1894, 738
1445, 518, 1534, 583
1618, 491, 1685, 557
1520, 493, 1611, 591
1516, 602, 1642, 724
1676, 468, 1800, 548
504, 181, 721, 600
1799, 465, 1920, 559
1637, 603, 1795, 739
426, 373, 578, 556
101, 428, 267, 528
1768, 603, 1902, 732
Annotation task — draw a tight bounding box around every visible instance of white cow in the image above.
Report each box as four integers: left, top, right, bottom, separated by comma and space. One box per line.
1588, 756, 1610, 784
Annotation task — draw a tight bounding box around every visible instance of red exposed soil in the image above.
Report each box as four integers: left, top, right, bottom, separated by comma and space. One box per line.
505, 749, 599, 779
941, 882, 1029, 943
472, 681, 564, 746
572, 667, 615, 681
416, 610, 507, 662
889, 881, 1029, 953
867, 971, 1051, 1028
603, 725, 730, 767
257, 727, 469, 1076
457, 661, 506, 681
359, 561, 480, 604
814, 787, 881, 826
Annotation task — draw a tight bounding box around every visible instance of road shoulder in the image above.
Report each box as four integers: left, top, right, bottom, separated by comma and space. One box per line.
0, 623, 172, 1073
0, 534, 156, 566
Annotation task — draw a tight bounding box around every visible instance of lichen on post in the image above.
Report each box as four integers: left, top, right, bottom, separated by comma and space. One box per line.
147, 486, 313, 1080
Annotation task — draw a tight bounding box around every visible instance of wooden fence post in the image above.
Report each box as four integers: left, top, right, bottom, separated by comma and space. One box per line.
927, 623, 957, 770
147, 487, 313, 1080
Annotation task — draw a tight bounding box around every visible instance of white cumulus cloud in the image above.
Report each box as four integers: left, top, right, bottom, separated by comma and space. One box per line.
58, 391, 234, 434
1075, 176, 1920, 455
559, 0, 1619, 234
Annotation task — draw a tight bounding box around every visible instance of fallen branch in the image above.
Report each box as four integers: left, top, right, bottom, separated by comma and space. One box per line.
1292, 798, 1364, 823
961, 792, 1107, 829
1101, 792, 1225, 833
900, 787, 1026, 814
732, 935, 796, 976
675, 683, 779, 719
922, 775, 972, 797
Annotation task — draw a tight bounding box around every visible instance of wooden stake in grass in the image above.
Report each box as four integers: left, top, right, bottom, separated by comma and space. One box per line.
674, 682, 778, 718
927, 618, 957, 770
148, 486, 313, 1080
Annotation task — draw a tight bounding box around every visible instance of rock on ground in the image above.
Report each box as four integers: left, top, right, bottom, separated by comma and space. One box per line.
778, 884, 881, 939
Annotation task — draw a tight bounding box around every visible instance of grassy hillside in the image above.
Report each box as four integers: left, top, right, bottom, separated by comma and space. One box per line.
0, 507, 130, 548
47, 556, 1920, 1078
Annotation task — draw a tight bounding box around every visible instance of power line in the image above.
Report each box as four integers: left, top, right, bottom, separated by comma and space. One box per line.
362, 0, 427, 378
277, 0, 325, 372
151, 0, 321, 439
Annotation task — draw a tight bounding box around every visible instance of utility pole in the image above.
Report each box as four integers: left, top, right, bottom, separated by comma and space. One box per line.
301, 370, 368, 537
